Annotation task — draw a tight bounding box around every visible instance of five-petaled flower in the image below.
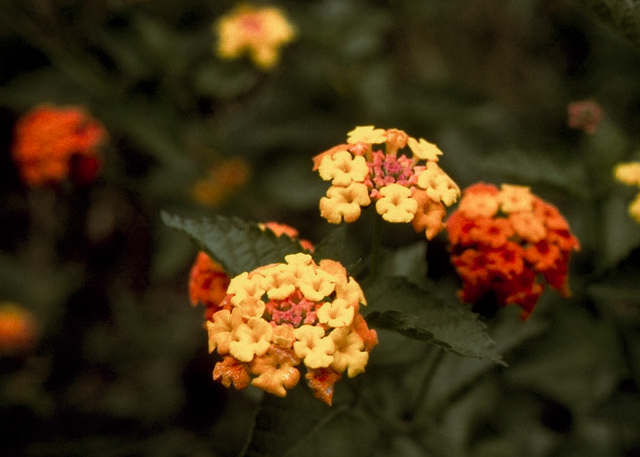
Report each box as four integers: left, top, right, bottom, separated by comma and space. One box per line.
215, 3, 296, 70
206, 253, 377, 405
614, 162, 640, 223
446, 183, 580, 319
313, 126, 460, 240
11, 104, 107, 187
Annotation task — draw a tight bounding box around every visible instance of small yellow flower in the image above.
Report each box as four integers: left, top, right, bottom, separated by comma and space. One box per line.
236, 295, 266, 319
614, 162, 640, 187
298, 268, 336, 302
317, 298, 355, 327
319, 182, 371, 223
272, 324, 295, 348
227, 271, 266, 308
318, 150, 369, 186
329, 327, 369, 378
417, 162, 460, 206
261, 264, 297, 300
408, 137, 443, 161
207, 308, 244, 355
375, 183, 419, 223
293, 325, 335, 369
509, 212, 547, 243
251, 347, 300, 397
215, 3, 296, 70
499, 184, 534, 214
347, 126, 387, 145
229, 317, 273, 362
629, 193, 640, 223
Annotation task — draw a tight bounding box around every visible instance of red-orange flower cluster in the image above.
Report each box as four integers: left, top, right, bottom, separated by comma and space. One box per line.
446, 183, 580, 319
0, 302, 38, 356
11, 104, 107, 187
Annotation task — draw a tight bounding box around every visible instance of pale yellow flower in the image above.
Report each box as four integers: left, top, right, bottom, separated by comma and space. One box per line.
298, 268, 336, 302
229, 317, 273, 362
499, 184, 534, 214
375, 183, 419, 223
318, 150, 369, 186
417, 162, 460, 206
329, 327, 369, 377
347, 125, 387, 145
227, 271, 266, 308
207, 308, 244, 355
293, 325, 335, 369
408, 137, 443, 161
271, 324, 295, 348
319, 182, 371, 223
251, 347, 300, 397
317, 298, 355, 327
215, 3, 296, 70
614, 162, 640, 187
629, 193, 640, 223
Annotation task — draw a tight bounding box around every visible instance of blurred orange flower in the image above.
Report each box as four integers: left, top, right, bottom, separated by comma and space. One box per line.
447, 183, 580, 319
12, 104, 106, 187
214, 3, 296, 70
0, 302, 38, 355
191, 157, 251, 207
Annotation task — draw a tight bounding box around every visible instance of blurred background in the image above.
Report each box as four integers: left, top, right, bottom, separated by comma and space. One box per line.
1, 0, 640, 456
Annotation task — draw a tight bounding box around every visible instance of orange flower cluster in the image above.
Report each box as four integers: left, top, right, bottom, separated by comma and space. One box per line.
215, 3, 296, 70
446, 183, 580, 319
0, 302, 38, 356
206, 253, 377, 405
12, 104, 107, 187
189, 222, 313, 320
313, 126, 460, 239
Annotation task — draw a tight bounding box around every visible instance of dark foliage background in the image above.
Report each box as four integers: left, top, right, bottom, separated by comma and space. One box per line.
2, 0, 640, 456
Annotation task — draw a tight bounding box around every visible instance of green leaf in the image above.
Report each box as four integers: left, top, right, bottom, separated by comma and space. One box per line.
363, 277, 504, 365
160, 212, 303, 277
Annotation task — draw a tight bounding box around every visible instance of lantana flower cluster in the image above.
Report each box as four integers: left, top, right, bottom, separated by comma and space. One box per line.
313, 126, 460, 240
204, 253, 377, 405
215, 3, 296, 70
614, 162, 640, 223
447, 183, 580, 319
11, 104, 107, 187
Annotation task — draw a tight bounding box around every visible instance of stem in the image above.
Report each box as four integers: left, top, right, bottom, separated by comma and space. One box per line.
406, 347, 445, 422
369, 215, 383, 277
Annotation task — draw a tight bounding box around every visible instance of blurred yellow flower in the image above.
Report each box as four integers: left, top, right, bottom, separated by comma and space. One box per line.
215, 3, 296, 70
614, 162, 640, 187
191, 157, 251, 207
347, 126, 387, 145
498, 184, 534, 214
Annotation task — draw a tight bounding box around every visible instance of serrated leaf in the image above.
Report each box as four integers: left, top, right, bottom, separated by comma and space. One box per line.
363, 277, 504, 364
160, 212, 303, 277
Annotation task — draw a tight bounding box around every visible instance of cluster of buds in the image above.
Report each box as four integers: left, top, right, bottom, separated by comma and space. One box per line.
215, 3, 297, 70
204, 253, 377, 405
11, 104, 107, 187
446, 183, 580, 319
313, 126, 460, 240
614, 162, 640, 223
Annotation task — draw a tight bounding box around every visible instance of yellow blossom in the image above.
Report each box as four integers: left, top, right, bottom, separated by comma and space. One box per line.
509, 212, 547, 243
499, 184, 533, 213
347, 125, 387, 145
229, 317, 273, 362
319, 182, 371, 223
408, 137, 443, 161
293, 325, 335, 369
329, 327, 369, 377
375, 183, 419, 223
629, 193, 640, 223
417, 162, 460, 206
251, 347, 300, 397
318, 150, 369, 186
317, 298, 355, 327
411, 189, 447, 240
207, 308, 244, 355
298, 268, 336, 302
385, 128, 409, 155
614, 162, 640, 187
227, 271, 266, 308
271, 324, 295, 348
261, 264, 297, 300
215, 3, 296, 70
236, 295, 266, 319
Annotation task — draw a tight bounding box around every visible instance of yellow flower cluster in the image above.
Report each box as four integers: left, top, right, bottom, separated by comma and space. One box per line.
313, 126, 460, 239
614, 162, 640, 223
214, 3, 296, 70
207, 253, 377, 405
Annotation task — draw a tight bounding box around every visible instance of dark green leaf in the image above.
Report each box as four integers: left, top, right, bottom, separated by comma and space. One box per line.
160, 212, 303, 276
364, 277, 504, 364
574, 0, 640, 50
